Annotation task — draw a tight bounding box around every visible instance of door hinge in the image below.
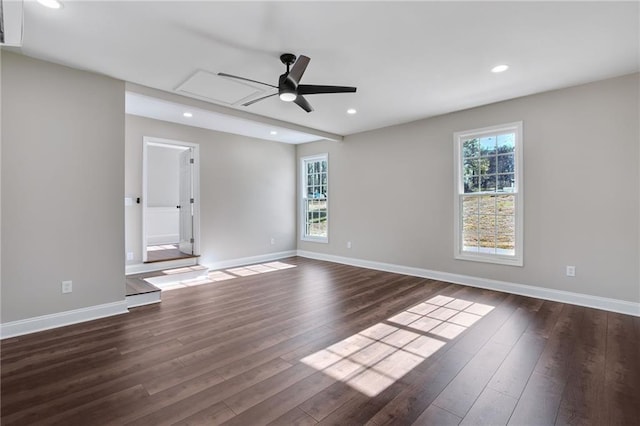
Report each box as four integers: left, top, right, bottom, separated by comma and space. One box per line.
190, 158, 194, 164
190, 198, 195, 204
190, 238, 194, 243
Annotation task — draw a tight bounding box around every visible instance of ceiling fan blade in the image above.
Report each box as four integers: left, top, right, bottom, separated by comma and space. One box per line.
297, 84, 357, 95
218, 72, 278, 89
242, 92, 278, 106
294, 95, 314, 113
286, 55, 310, 86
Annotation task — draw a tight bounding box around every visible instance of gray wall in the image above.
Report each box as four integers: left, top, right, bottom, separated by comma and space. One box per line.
298, 73, 640, 303
147, 144, 181, 207
1, 52, 126, 322
125, 114, 297, 266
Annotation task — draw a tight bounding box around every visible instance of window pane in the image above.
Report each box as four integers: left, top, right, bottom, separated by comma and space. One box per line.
497, 214, 515, 234
497, 133, 515, 153
479, 136, 496, 156
497, 154, 514, 174
497, 174, 515, 192
463, 228, 479, 251
483, 156, 496, 175
463, 158, 478, 178
497, 233, 515, 253
481, 175, 496, 192
463, 138, 479, 158
479, 196, 496, 215
496, 195, 515, 216
479, 214, 496, 232
464, 176, 479, 193
463, 196, 479, 216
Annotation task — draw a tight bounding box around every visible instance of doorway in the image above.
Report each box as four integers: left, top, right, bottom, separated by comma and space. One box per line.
142, 137, 200, 263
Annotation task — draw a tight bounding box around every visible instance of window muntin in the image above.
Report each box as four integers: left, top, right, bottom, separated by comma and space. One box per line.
454, 122, 523, 265
301, 154, 328, 242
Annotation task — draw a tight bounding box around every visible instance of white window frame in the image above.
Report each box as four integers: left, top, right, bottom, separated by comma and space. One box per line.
453, 121, 523, 266
301, 153, 329, 243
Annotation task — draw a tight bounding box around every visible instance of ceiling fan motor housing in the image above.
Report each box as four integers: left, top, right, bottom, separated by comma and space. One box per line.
278, 73, 297, 101
280, 53, 297, 67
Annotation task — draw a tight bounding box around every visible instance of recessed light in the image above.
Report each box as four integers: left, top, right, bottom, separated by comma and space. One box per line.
491, 64, 509, 73
270, 130, 278, 135
37, 0, 62, 9
347, 108, 357, 115
183, 112, 193, 118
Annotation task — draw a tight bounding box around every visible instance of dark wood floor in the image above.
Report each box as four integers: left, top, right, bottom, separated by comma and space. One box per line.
1, 257, 639, 425
146, 244, 197, 263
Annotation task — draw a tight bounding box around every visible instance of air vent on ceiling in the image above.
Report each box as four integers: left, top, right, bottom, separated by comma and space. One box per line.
175, 70, 266, 106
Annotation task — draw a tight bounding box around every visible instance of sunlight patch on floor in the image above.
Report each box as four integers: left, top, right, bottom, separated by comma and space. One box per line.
157, 261, 297, 291
301, 295, 494, 397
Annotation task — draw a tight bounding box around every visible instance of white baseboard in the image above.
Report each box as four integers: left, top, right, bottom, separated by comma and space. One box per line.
126, 291, 161, 308
0, 301, 129, 340
126, 257, 199, 275
204, 250, 298, 271
296, 250, 640, 317
147, 234, 179, 245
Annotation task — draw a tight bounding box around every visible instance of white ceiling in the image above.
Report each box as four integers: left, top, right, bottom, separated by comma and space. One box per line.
10, 1, 640, 140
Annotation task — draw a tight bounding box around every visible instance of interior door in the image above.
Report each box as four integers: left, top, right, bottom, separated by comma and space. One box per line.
178, 148, 194, 255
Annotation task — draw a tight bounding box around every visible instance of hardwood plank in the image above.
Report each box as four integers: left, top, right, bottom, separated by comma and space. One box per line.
555, 307, 607, 425
268, 407, 318, 426
411, 405, 461, 426
507, 371, 565, 426
171, 402, 236, 426
223, 370, 337, 425
431, 340, 512, 417
118, 357, 294, 425
506, 303, 585, 425
486, 331, 547, 399
459, 386, 518, 426
602, 311, 640, 425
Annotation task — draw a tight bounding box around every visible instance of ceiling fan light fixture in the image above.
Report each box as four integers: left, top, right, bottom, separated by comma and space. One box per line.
279, 92, 297, 102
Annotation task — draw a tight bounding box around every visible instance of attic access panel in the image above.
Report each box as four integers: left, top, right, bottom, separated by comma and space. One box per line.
176, 70, 266, 106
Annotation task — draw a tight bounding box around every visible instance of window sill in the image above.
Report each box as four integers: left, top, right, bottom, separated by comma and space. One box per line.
455, 252, 523, 267
301, 236, 328, 244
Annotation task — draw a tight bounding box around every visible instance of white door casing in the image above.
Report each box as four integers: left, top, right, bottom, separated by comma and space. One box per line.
142, 137, 200, 262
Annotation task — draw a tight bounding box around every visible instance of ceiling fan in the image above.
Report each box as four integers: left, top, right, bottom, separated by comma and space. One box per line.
218, 53, 357, 113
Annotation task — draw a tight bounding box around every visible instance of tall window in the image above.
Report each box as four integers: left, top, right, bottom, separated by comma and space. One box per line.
301, 154, 328, 242
454, 122, 523, 266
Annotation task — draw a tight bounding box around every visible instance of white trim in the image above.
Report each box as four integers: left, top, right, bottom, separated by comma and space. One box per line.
0, 301, 129, 340
142, 136, 201, 262
296, 251, 640, 317
205, 250, 297, 271
125, 256, 199, 275
126, 292, 161, 309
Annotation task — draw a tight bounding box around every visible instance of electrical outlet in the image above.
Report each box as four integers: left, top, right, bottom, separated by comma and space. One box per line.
62, 280, 73, 294
347, 241, 352, 249
270, 237, 275, 245
566, 266, 576, 277
126, 252, 134, 261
